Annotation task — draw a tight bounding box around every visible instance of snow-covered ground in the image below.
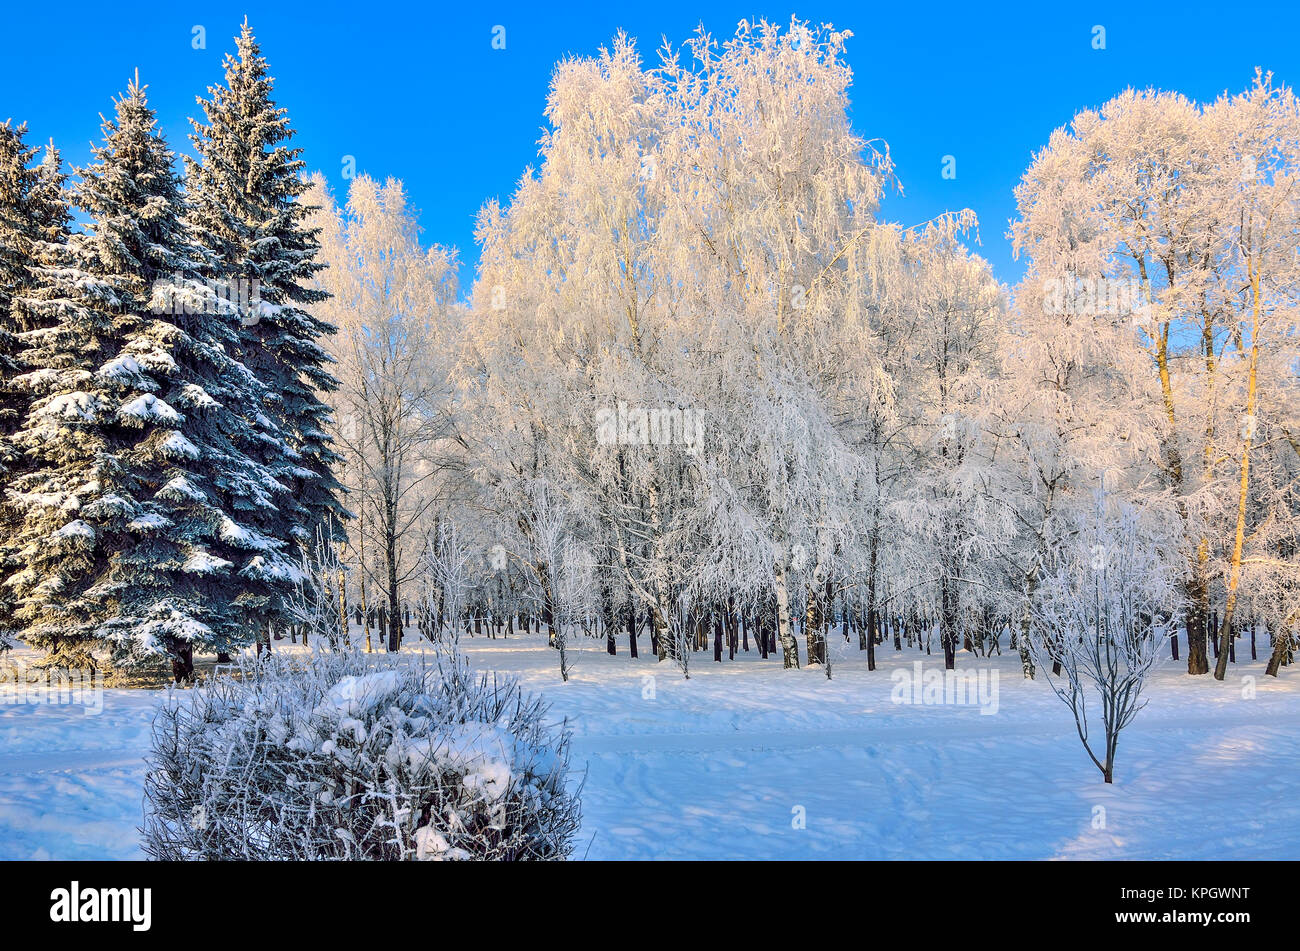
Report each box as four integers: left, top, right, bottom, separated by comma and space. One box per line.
1, 629, 1296, 860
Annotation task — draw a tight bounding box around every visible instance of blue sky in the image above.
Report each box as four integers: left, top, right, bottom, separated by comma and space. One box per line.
3, 1, 1296, 292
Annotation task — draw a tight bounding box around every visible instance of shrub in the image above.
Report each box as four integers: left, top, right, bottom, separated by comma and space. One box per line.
141, 651, 580, 859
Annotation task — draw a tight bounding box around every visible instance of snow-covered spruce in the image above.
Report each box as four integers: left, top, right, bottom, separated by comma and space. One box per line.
141, 652, 581, 860
186, 20, 346, 555
0, 121, 71, 650
4, 76, 299, 675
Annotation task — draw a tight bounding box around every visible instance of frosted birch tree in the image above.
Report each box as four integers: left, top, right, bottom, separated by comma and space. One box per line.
305, 174, 462, 653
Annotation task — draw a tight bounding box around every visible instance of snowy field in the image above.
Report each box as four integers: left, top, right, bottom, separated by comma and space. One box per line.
1, 630, 1297, 860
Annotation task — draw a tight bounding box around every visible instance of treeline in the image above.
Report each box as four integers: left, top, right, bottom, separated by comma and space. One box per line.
326, 20, 1298, 683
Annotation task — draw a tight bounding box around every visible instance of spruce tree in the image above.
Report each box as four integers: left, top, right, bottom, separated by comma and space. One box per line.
186, 20, 344, 562
1, 125, 73, 650
0, 121, 41, 448
0, 120, 40, 649
6, 76, 295, 676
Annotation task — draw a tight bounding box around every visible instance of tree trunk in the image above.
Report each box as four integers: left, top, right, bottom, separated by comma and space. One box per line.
653, 606, 668, 662
805, 583, 826, 666
170, 641, 194, 684
941, 572, 958, 670
866, 545, 879, 671
337, 563, 350, 649
1265, 617, 1294, 677
358, 517, 372, 654
774, 563, 799, 669
1214, 265, 1262, 681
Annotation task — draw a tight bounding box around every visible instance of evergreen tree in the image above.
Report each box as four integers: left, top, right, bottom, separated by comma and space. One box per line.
6, 76, 296, 676
0, 120, 39, 649
186, 20, 344, 559
0, 124, 71, 649
0, 121, 41, 448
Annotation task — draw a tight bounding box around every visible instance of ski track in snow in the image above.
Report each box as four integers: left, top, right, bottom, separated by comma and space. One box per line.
0, 630, 1296, 860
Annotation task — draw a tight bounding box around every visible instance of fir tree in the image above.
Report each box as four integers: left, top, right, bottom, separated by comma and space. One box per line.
0, 121, 41, 447
6, 76, 296, 676
0, 120, 38, 648
0, 124, 71, 649
186, 20, 345, 561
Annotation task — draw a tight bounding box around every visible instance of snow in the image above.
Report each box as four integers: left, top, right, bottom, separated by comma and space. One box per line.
117, 394, 180, 426
156, 431, 200, 460
0, 671, 159, 860
181, 550, 231, 574
317, 670, 404, 717
432, 721, 519, 802
308, 672, 522, 808
1, 632, 1297, 860
239, 553, 303, 582
127, 610, 211, 655
176, 383, 218, 410
127, 512, 172, 533
156, 476, 205, 504
12, 367, 84, 392
412, 825, 471, 861
130, 348, 177, 377
218, 515, 267, 549
97, 355, 150, 385
39, 391, 102, 421
96, 355, 154, 387
50, 519, 95, 545
245, 299, 284, 326
81, 493, 135, 519
308, 671, 519, 804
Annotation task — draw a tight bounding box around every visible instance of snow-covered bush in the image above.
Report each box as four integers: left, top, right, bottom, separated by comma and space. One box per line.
141, 651, 581, 859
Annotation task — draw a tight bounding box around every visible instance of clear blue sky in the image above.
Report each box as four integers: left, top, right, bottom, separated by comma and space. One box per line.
3, 1, 1296, 292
